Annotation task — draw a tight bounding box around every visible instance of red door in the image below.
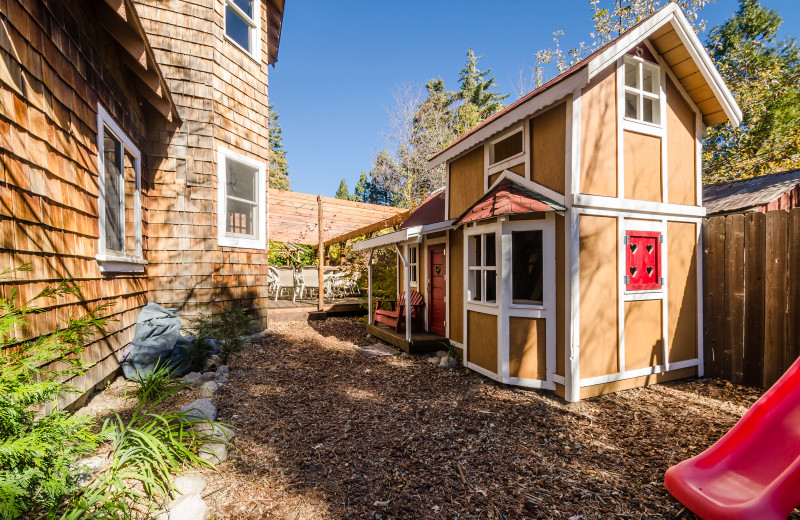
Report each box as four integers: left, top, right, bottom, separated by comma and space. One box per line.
428, 245, 446, 336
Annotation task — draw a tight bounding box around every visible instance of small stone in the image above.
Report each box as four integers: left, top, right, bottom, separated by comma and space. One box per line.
217, 375, 229, 384
71, 456, 105, 487
173, 474, 208, 497
428, 357, 440, 365
399, 352, 411, 359
179, 399, 217, 422
434, 350, 448, 357
199, 381, 218, 398
210, 354, 222, 365
183, 372, 202, 387
446, 357, 460, 368
217, 365, 229, 375
193, 422, 235, 442
200, 372, 217, 382
199, 441, 228, 464
203, 358, 219, 371
439, 357, 447, 367
157, 492, 210, 520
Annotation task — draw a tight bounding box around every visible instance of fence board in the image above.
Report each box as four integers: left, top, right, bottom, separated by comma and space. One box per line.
743, 212, 766, 387
724, 214, 745, 384
764, 211, 788, 386
788, 209, 800, 368
703, 216, 726, 378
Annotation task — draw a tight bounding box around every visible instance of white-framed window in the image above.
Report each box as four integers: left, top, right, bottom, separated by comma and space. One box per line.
217, 146, 267, 250
224, 0, 261, 60
489, 130, 524, 166
622, 56, 661, 126
409, 245, 419, 286
511, 229, 543, 305
96, 105, 145, 273
468, 232, 497, 304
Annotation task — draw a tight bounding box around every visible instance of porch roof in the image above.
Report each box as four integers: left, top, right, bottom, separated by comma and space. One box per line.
455, 179, 565, 225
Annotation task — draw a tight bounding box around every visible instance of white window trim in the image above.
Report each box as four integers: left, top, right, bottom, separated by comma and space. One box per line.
466, 230, 498, 306
217, 146, 267, 250
223, 0, 262, 61
620, 55, 664, 137
486, 124, 527, 177
96, 105, 145, 274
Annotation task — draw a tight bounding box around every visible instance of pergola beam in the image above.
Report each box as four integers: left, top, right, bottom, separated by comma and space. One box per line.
324, 211, 410, 247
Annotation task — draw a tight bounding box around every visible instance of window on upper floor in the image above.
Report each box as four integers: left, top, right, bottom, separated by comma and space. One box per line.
490, 130, 523, 165
623, 56, 661, 126
96, 106, 144, 273
217, 147, 267, 250
225, 0, 261, 59
468, 232, 497, 304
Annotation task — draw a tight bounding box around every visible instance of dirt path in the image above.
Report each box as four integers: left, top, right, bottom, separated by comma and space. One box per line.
193, 317, 770, 519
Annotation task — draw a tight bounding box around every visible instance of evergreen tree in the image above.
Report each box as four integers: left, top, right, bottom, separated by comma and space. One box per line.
335, 179, 351, 200
703, 0, 800, 181
455, 49, 509, 123
353, 172, 370, 203
267, 104, 291, 190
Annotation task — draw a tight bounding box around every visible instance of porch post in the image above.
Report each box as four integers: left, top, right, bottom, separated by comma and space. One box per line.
317, 195, 324, 311
404, 244, 412, 343
367, 248, 374, 325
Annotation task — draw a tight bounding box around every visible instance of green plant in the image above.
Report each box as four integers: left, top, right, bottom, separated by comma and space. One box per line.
191, 305, 255, 364
127, 360, 185, 402
0, 267, 111, 519
446, 341, 463, 364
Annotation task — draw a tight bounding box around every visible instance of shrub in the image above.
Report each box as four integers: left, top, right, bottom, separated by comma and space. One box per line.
191, 305, 255, 364
127, 360, 186, 402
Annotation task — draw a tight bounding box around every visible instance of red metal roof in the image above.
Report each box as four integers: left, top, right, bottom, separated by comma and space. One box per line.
399, 189, 446, 229
456, 179, 565, 225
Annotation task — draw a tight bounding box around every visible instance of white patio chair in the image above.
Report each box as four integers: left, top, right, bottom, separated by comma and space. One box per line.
298, 266, 320, 300
267, 266, 279, 296
273, 266, 297, 301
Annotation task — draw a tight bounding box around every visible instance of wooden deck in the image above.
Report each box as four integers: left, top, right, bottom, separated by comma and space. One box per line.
267, 296, 365, 323
365, 322, 449, 354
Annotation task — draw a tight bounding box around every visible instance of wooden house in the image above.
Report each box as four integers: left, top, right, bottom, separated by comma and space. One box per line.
1, 0, 285, 407
356, 4, 742, 402
704, 169, 800, 216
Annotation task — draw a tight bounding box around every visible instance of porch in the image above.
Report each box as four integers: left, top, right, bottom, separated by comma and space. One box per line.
266, 296, 365, 323
365, 321, 449, 354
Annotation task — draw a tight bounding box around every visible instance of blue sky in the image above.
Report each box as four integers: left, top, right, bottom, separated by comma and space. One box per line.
270, 1, 800, 198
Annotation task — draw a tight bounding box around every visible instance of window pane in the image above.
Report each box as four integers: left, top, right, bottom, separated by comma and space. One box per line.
231, 0, 253, 18
471, 235, 481, 267
492, 131, 523, 164
642, 97, 659, 124
485, 233, 496, 267
624, 62, 638, 88
625, 92, 639, 119
472, 270, 482, 301
410, 246, 417, 264
485, 269, 497, 302
226, 198, 256, 237
512, 230, 543, 304
103, 128, 123, 252
642, 66, 658, 94
124, 151, 137, 254
227, 160, 258, 202
225, 6, 251, 51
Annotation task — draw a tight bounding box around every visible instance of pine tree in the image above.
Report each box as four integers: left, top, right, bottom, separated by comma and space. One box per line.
335, 179, 351, 200
455, 49, 509, 122
353, 172, 370, 203
703, 0, 800, 181
267, 104, 290, 190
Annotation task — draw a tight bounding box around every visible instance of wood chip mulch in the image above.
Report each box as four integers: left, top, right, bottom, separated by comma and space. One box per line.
195, 317, 777, 520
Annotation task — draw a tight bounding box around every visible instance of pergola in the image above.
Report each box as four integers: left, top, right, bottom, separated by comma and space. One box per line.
268, 188, 409, 309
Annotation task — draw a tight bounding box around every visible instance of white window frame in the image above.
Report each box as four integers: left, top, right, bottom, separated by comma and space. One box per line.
487, 124, 526, 173
508, 226, 547, 308
223, 0, 262, 61
96, 105, 145, 274
217, 146, 267, 250
409, 244, 419, 287
621, 55, 663, 135
467, 231, 498, 305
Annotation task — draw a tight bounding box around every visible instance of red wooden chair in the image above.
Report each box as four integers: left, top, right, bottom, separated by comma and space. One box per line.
374, 291, 425, 332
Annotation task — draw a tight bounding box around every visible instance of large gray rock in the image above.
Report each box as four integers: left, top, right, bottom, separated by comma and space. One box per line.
200, 372, 217, 382
179, 399, 217, 422
199, 381, 218, 398
183, 372, 202, 388
173, 474, 208, 497
217, 375, 229, 384
199, 442, 228, 465
193, 422, 234, 443
71, 456, 105, 487
217, 365, 229, 375
157, 492, 210, 520
446, 356, 460, 368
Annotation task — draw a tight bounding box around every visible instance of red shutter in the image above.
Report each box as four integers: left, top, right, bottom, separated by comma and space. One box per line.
625, 231, 662, 291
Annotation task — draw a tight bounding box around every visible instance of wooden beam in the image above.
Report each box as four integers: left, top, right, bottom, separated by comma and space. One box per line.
133, 75, 171, 120
123, 54, 161, 95
324, 211, 409, 247
97, 1, 147, 68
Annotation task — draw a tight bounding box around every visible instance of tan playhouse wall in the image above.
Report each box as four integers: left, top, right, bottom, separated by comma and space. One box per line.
448, 148, 484, 219
467, 310, 498, 373
624, 300, 664, 370
579, 215, 619, 378
668, 221, 698, 362
666, 77, 696, 206
580, 366, 697, 399
623, 131, 662, 203
580, 66, 617, 197
449, 228, 464, 343
531, 101, 566, 194
509, 317, 546, 380
0, 0, 154, 408
489, 163, 524, 186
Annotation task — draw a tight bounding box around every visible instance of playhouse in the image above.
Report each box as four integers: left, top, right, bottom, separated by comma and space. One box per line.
355, 4, 742, 402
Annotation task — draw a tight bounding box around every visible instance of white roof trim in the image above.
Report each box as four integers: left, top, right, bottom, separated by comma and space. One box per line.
428, 68, 589, 169
587, 3, 742, 127
353, 219, 456, 251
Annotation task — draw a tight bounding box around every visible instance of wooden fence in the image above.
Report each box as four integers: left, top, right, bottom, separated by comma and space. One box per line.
703, 208, 800, 387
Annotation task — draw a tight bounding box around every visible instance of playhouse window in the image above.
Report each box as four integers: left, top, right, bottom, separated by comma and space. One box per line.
225, 0, 261, 58
511, 230, 543, 305
409, 245, 418, 285
623, 57, 661, 125
217, 147, 266, 250
490, 131, 523, 165
468, 232, 497, 304
625, 230, 663, 291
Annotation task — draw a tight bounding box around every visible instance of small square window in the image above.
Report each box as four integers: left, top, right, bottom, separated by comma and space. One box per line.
490, 131, 523, 165
622, 57, 661, 127
468, 233, 497, 304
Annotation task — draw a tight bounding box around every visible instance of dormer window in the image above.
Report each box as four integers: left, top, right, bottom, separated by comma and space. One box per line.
225, 0, 261, 59
623, 56, 661, 126
490, 131, 523, 165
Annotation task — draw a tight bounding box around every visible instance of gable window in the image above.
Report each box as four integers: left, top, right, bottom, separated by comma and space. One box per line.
96, 106, 144, 273
623, 56, 661, 126
511, 230, 543, 305
217, 147, 267, 250
409, 245, 419, 286
468, 232, 497, 304
224, 0, 261, 59
490, 131, 523, 165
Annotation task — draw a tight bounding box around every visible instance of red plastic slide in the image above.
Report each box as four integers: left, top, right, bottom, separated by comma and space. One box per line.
664, 357, 800, 519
